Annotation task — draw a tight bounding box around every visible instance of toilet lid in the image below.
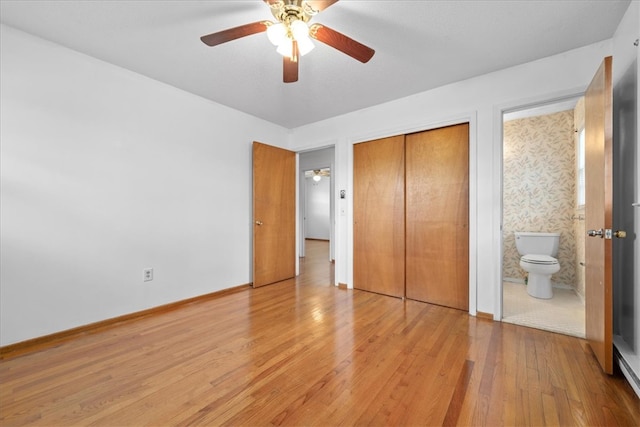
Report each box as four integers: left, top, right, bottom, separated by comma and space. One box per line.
522, 254, 558, 265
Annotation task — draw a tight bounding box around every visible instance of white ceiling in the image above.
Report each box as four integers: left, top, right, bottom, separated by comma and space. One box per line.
0, 0, 630, 129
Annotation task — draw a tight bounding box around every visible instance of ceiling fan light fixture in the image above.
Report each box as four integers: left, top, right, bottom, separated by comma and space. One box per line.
271, 19, 313, 58
290, 19, 309, 41
296, 36, 314, 56
266, 22, 287, 46
276, 39, 293, 57
313, 174, 322, 182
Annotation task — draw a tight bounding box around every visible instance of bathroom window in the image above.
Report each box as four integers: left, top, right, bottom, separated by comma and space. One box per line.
577, 127, 586, 207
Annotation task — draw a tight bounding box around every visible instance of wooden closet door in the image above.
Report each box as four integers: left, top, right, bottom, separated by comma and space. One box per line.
353, 135, 405, 298
405, 124, 469, 310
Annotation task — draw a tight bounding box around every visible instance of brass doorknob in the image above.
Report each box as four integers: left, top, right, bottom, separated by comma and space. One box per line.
255, 220, 263, 226
614, 230, 627, 238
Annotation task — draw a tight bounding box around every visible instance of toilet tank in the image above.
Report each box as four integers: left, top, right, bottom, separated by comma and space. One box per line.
514, 232, 560, 256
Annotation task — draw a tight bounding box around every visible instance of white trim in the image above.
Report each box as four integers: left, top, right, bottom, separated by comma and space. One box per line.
295, 154, 300, 276
296, 145, 337, 280
551, 283, 575, 290
494, 87, 587, 321
494, 104, 505, 321
346, 138, 354, 289
295, 140, 337, 153
504, 278, 577, 291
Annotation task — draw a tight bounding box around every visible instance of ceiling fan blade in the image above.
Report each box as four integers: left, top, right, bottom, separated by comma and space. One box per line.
305, 0, 339, 13
309, 24, 374, 63
200, 21, 269, 47
283, 41, 299, 83
283, 56, 299, 83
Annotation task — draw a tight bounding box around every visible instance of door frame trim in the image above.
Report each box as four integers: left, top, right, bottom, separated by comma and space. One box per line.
346, 113, 478, 315
493, 87, 587, 321
296, 144, 337, 282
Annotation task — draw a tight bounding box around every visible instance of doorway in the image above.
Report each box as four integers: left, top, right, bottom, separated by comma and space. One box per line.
303, 168, 331, 242
299, 147, 335, 265
501, 97, 586, 337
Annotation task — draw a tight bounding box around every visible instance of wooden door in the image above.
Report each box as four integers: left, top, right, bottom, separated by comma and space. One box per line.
353, 135, 405, 298
585, 56, 614, 374
405, 124, 469, 310
253, 141, 296, 287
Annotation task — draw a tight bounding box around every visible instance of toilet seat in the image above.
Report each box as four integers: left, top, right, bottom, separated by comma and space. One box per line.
521, 254, 558, 265
519, 254, 560, 299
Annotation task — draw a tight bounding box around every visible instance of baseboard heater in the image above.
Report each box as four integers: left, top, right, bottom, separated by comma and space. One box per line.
614, 344, 640, 399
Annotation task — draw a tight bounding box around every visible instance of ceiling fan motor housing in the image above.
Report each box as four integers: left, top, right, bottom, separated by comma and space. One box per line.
268, 0, 317, 24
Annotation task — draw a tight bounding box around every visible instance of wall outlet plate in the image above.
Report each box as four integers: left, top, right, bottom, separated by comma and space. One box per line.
143, 268, 153, 282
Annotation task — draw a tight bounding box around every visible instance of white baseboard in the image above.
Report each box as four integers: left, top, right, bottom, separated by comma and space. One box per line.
503, 277, 578, 291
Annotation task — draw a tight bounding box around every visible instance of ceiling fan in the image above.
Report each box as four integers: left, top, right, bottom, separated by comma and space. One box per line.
200, 0, 375, 83
306, 168, 331, 181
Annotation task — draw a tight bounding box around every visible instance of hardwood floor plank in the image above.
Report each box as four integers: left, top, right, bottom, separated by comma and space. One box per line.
442, 359, 474, 426
1, 240, 638, 426
551, 386, 575, 426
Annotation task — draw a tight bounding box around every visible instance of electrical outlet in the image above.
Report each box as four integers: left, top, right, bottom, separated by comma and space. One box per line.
143, 268, 153, 282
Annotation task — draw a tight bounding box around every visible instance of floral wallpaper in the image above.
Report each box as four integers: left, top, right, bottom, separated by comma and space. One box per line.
503, 110, 577, 288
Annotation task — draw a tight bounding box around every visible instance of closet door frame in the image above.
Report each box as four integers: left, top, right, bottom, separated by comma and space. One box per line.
346, 116, 478, 316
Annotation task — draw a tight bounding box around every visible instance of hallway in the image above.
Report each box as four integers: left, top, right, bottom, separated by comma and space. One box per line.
297, 239, 334, 287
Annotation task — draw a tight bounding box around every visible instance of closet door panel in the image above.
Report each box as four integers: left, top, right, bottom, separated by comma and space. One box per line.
353, 135, 405, 298
405, 123, 469, 310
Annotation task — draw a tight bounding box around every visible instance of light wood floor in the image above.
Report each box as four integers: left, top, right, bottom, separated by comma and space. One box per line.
1, 240, 638, 425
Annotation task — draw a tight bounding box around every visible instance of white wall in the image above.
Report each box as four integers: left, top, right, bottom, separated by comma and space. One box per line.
0, 25, 289, 346
290, 39, 613, 315
2, 6, 634, 346
305, 176, 331, 240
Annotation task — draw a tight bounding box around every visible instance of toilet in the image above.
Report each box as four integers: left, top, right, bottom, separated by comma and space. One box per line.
514, 232, 561, 299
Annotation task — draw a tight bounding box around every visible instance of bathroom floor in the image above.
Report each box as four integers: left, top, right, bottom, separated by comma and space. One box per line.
502, 281, 585, 338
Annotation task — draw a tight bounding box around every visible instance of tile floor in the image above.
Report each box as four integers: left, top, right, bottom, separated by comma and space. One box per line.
502, 281, 585, 338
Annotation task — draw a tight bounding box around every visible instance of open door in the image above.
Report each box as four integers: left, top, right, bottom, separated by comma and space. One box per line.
585, 56, 615, 374
253, 141, 296, 287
